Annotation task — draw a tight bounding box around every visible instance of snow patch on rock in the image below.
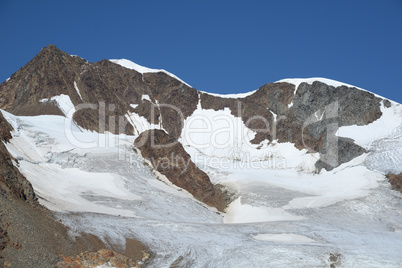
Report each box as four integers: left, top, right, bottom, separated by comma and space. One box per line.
39, 94, 75, 117
109, 59, 191, 87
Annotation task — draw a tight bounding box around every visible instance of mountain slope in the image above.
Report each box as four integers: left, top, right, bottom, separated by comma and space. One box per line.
0, 111, 36, 203
0, 110, 116, 267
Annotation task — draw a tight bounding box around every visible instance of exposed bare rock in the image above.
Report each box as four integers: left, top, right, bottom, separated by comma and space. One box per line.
0, 44, 387, 172
386, 173, 402, 193
0, 45, 84, 115
135, 129, 231, 212
0, 111, 13, 142
1, 196, 104, 267
0, 191, 152, 267
244, 81, 295, 115
200, 80, 380, 170
0, 110, 98, 266
0, 111, 37, 204
329, 253, 342, 268
56, 248, 151, 268
0, 110, 151, 267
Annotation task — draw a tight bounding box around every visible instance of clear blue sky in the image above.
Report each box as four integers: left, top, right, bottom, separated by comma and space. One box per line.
1, 0, 401, 103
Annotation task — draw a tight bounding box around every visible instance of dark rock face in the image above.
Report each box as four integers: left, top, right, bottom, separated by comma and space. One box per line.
0, 43, 395, 265
135, 130, 230, 211
0, 111, 84, 266
315, 137, 366, 171
0, 195, 151, 267
200, 81, 382, 170
0, 110, 150, 267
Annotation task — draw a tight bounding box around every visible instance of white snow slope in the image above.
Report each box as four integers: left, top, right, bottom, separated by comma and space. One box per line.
2, 76, 402, 267
109, 59, 191, 88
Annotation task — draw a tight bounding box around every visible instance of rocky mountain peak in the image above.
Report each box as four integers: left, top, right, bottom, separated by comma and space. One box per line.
39, 44, 65, 57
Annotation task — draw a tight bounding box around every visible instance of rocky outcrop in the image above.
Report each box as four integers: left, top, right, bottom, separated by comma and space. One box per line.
0, 185, 151, 268
0, 111, 37, 204
386, 173, 402, 193
135, 129, 231, 212
0, 195, 111, 267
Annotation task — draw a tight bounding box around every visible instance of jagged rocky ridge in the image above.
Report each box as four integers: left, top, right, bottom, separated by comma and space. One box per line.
386, 173, 402, 193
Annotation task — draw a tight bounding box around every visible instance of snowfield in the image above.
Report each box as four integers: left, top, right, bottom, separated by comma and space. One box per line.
1, 78, 402, 267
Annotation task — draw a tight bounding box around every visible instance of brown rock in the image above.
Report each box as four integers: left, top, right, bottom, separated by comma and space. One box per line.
135, 129, 231, 211
57, 248, 148, 268
124, 238, 149, 261
0, 111, 37, 204
386, 173, 402, 193
0, 45, 198, 138
0, 44, 387, 172
0, 110, 151, 267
